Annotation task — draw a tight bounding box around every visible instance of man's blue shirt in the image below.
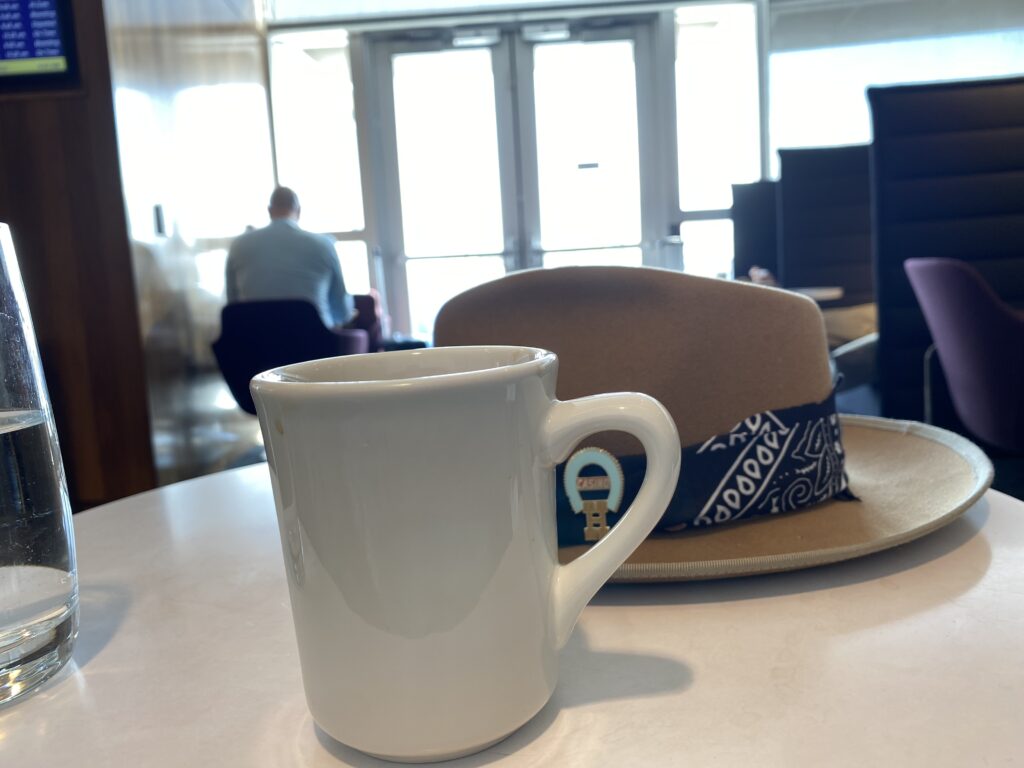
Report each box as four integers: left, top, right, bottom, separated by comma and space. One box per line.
225, 219, 354, 327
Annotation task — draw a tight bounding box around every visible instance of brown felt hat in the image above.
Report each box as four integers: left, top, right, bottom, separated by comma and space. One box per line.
434, 267, 993, 581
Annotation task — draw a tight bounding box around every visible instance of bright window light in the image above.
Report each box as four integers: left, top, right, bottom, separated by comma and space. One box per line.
392, 49, 504, 258
533, 39, 642, 251
543, 247, 642, 269
269, 29, 365, 234
676, 3, 761, 211
681, 219, 735, 279
770, 29, 1024, 172
172, 84, 275, 239
405, 256, 505, 341
195, 249, 228, 296
114, 88, 163, 242
334, 241, 371, 295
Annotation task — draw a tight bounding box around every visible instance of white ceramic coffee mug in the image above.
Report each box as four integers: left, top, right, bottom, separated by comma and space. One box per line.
251, 346, 680, 762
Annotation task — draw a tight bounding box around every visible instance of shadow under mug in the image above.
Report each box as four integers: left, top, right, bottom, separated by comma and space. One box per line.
251, 345, 680, 762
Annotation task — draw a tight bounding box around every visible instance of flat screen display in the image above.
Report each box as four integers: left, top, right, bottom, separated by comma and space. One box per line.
0, 0, 78, 90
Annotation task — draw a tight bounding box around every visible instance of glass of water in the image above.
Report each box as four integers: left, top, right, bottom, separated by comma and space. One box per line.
0, 224, 77, 704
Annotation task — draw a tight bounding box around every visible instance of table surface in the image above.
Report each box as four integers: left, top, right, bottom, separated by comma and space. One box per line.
2, 465, 1022, 767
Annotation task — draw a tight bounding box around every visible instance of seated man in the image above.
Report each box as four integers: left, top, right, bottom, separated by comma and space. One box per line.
225, 187, 355, 328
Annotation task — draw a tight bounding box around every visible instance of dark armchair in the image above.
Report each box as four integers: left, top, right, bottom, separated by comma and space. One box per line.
212, 300, 369, 415
905, 258, 1024, 451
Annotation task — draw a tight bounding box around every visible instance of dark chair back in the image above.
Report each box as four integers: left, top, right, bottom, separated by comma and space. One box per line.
869, 76, 1024, 421
777, 145, 872, 308
212, 300, 369, 414
731, 180, 778, 279
905, 258, 1024, 451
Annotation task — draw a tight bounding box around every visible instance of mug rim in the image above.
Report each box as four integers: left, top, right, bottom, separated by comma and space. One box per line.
250, 345, 557, 399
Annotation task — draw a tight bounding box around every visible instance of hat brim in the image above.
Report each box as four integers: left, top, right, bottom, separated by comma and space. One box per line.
559, 415, 994, 582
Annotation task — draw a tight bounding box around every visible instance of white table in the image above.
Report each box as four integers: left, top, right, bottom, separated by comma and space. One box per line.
2, 465, 1022, 766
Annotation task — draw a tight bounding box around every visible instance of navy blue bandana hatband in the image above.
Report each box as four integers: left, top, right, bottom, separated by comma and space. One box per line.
556, 390, 856, 548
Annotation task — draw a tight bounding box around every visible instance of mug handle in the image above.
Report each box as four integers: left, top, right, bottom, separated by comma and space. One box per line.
542, 393, 681, 649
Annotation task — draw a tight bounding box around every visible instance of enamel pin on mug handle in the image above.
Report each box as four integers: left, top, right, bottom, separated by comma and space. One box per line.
565, 447, 625, 543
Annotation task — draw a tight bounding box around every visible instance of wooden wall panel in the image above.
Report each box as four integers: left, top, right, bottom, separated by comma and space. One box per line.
0, 0, 156, 509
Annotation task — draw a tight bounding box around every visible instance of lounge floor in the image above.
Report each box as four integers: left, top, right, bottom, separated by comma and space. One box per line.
149, 371, 265, 486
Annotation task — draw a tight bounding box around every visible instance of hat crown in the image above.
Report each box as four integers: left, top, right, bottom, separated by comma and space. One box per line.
435, 266, 832, 448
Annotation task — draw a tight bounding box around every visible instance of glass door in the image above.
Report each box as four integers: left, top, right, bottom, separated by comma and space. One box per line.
372, 37, 513, 339
392, 46, 512, 340
368, 16, 675, 339
522, 31, 645, 268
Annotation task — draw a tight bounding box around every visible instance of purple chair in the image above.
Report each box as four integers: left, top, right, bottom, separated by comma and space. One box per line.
212, 300, 369, 415
350, 291, 428, 353
905, 258, 1024, 451
352, 292, 385, 352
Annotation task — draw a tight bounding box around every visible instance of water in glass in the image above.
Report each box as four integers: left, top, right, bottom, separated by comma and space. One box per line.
0, 409, 77, 704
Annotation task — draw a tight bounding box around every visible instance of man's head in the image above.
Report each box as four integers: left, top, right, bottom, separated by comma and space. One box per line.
268, 187, 301, 221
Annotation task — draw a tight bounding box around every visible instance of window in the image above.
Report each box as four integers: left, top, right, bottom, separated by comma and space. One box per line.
534, 39, 642, 253
269, 9, 761, 336
405, 256, 505, 340
195, 249, 228, 296
392, 48, 504, 258
269, 29, 365, 234
674, 3, 760, 280
680, 220, 734, 279
172, 84, 275, 239
114, 88, 163, 242
334, 241, 371, 295
770, 29, 1024, 169
675, 3, 761, 212
543, 247, 642, 269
